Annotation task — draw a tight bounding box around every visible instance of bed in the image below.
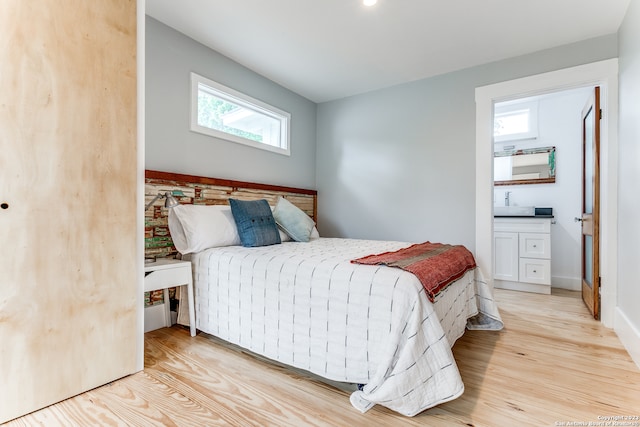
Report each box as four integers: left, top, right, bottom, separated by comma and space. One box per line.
144, 170, 503, 417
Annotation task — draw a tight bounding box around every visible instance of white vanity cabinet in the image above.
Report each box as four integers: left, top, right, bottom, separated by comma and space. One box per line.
494, 217, 552, 294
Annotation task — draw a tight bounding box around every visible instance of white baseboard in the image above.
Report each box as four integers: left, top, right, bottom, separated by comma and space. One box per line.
615, 308, 640, 370
494, 279, 551, 294
551, 276, 581, 291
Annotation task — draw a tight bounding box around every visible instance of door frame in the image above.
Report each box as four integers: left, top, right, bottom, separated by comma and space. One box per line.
136, 0, 146, 372
475, 59, 619, 327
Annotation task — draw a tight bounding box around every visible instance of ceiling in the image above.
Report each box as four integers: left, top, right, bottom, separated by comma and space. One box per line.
146, 0, 630, 103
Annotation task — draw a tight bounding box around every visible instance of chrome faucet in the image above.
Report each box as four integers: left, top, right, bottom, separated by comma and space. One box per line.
505, 191, 511, 206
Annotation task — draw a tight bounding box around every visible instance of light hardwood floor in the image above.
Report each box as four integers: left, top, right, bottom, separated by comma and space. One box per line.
6, 289, 640, 426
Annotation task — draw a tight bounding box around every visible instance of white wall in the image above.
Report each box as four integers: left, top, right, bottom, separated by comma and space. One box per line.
493, 88, 592, 290
145, 17, 317, 189
616, 0, 640, 367
316, 35, 618, 251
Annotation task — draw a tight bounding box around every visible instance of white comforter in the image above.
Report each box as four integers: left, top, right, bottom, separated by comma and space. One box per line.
185, 238, 502, 416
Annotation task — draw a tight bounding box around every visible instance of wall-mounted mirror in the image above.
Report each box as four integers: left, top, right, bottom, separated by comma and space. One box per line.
494, 146, 556, 186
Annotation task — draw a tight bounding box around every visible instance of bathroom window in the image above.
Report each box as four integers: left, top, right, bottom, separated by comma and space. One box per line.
190, 72, 291, 156
494, 101, 538, 142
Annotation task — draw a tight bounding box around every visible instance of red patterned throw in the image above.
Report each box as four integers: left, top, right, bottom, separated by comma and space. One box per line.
352, 242, 477, 302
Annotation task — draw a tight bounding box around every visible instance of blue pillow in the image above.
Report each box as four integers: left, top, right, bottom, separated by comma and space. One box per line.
228, 198, 281, 247
273, 196, 316, 242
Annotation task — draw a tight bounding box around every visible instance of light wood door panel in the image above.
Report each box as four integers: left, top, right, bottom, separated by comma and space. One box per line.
580, 87, 600, 319
0, 0, 138, 422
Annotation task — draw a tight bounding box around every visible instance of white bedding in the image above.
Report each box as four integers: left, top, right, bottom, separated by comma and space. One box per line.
184, 237, 502, 416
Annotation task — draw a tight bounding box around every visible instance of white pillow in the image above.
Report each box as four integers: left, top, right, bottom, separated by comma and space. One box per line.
278, 226, 292, 242
168, 204, 241, 254
278, 225, 318, 241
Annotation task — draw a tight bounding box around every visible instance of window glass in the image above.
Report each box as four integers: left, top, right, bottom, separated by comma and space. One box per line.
494, 109, 529, 137
191, 73, 290, 155
494, 101, 538, 142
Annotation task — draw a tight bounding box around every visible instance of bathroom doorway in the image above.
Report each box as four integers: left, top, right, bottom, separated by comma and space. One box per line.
475, 59, 619, 326
491, 87, 593, 296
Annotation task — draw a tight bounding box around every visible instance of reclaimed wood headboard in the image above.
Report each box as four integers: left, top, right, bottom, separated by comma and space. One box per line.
145, 170, 318, 259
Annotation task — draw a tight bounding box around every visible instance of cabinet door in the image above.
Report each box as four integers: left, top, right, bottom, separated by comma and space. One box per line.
0, 1, 137, 422
494, 232, 519, 281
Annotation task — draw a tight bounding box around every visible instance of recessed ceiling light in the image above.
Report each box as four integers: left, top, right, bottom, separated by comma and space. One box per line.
363, 0, 377, 6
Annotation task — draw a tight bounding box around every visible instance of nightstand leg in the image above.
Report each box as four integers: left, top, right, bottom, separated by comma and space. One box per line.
187, 275, 196, 337
163, 288, 172, 328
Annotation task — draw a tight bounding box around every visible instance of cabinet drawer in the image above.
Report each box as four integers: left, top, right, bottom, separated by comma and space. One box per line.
494, 218, 551, 233
144, 265, 191, 292
519, 233, 551, 259
519, 258, 551, 285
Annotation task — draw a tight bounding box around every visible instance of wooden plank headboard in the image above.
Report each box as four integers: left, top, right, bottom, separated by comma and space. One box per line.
145, 170, 318, 259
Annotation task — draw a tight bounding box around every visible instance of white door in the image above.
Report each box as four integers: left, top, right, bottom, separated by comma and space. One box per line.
0, 1, 138, 422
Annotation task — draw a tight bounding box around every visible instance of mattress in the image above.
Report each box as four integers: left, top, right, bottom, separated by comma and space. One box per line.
185, 237, 503, 416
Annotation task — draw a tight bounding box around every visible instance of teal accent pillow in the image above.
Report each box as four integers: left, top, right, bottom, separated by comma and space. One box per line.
229, 198, 281, 247
272, 196, 316, 242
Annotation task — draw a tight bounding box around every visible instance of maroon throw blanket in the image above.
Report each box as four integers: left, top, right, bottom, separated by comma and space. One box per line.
352, 242, 476, 302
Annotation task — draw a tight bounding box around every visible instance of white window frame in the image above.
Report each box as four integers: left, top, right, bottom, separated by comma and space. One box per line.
494, 100, 538, 143
190, 72, 291, 156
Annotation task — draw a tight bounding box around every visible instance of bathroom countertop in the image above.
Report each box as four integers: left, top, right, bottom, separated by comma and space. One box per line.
494, 214, 554, 218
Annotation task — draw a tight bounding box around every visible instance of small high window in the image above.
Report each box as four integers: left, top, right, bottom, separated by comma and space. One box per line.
190, 72, 291, 155
494, 101, 538, 142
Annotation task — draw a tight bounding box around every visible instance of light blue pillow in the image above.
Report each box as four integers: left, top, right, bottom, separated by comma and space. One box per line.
272, 196, 316, 242
229, 199, 281, 247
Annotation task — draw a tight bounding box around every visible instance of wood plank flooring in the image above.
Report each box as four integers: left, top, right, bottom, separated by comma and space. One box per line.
5, 289, 640, 426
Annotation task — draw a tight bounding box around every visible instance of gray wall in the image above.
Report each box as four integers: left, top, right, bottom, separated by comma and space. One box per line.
146, 9, 638, 354
145, 17, 317, 189
617, 0, 640, 344
316, 35, 618, 251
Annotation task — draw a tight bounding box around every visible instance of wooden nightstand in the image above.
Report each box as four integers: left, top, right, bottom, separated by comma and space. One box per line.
144, 258, 196, 336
